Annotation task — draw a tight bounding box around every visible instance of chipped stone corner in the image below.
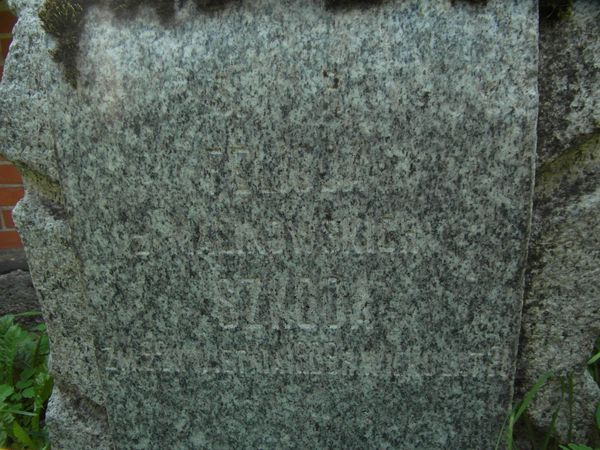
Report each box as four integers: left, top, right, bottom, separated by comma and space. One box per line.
0, 0, 75, 182
12, 191, 113, 449
46, 382, 113, 450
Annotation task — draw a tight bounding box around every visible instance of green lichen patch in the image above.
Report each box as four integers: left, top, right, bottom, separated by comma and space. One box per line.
38, 0, 175, 87
39, 0, 85, 38
14, 163, 63, 205
535, 132, 600, 203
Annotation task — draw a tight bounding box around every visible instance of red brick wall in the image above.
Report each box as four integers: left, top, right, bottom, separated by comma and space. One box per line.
0, 3, 22, 249
0, 2, 16, 80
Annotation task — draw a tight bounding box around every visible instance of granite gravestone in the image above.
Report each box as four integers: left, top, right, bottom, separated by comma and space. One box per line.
1, 0, 538, 448
517, 0, 600, 441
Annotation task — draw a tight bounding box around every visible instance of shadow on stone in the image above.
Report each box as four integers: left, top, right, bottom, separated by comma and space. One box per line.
0, 249, 41, 327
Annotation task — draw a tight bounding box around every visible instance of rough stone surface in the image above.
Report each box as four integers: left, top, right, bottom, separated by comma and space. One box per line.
517, 135, 600, 442
537, 0, 600, 166
1, 0, 538, 448
0, 0, 60, 182
12, 192, 109, 449
45, 383, 112, 450
515, 1, 600, 444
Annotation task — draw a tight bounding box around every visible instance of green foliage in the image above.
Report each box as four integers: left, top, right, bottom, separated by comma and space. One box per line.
496, 371, 554, 450
496, 342, 600, 450
0, 313, 53, 450
559, 445, 595, 450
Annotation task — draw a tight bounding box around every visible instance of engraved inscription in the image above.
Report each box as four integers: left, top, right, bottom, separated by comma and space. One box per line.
194, 143, 412, 196
194, 216, 419, 256
209, 273, 373, 330
121, 142, 437, 378
100, 343, 511, 379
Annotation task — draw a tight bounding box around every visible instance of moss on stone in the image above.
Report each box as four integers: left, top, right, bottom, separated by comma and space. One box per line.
36, 0, 578, 88
535, 132, 600, 202
38, 0, 85, 87
14, 163, 63, 205
38, 0, 180, 86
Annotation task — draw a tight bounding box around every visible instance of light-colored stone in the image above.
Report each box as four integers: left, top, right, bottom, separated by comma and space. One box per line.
1, 0, 538, 448
45, 383, 111, 450
12, 192, 109, 448
1, 0, 61, 182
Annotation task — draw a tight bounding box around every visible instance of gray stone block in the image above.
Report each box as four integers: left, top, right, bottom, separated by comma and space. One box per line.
515, 1, 600, 443
2, 0, 538, 448
537, 0, 600, 166
0, 0, 60, 182
12, 192, 109, 446
520, 209, 600, 442
518, 134, 600, 442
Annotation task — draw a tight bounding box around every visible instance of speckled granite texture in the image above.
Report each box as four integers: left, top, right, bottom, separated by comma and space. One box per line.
0, 0, 538, 448
516, 0, 600, 443
537, 0, 600, 165
12, 192, 110, 449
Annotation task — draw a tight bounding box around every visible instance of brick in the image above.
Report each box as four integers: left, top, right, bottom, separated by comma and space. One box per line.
0, 186, 24, 206
0, 11, 17, 33
1, 38, 11, 60
0, 164, 22, 184
0, 230, 22, 249
2, 208, 14, 228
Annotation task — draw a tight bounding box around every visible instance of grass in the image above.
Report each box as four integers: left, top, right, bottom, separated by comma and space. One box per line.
497, 340, 600, 450
0, 312, 53, 450
0, 312, 594, 450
